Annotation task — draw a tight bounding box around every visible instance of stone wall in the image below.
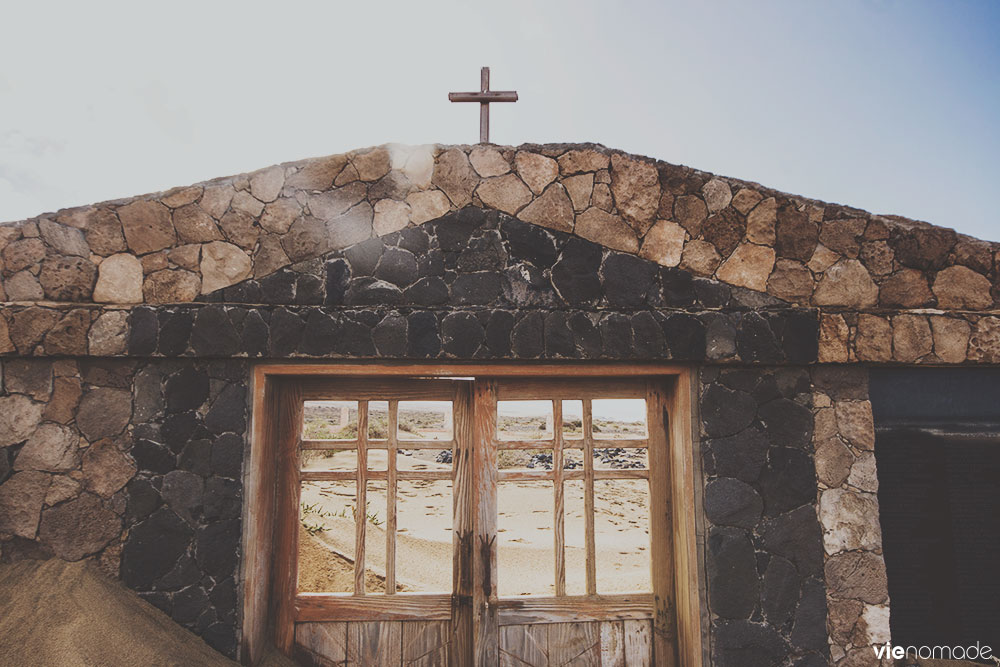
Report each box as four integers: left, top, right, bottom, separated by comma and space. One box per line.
1, 144, 998, 367
810, 369, 889, 667
2, 141, 995, 665
700, 367, 828, 667
0, 358, 248, 657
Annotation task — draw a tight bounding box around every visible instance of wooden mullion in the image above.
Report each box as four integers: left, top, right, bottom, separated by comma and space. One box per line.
386, 399, 398, 595
553, 399, 566, 597
452, 382, 474, 667
471, 379, 499, 664
355, 401, 369, 596
583, 398, 597, 596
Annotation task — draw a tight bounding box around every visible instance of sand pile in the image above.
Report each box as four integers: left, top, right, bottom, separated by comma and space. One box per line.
0, 558, 296, 666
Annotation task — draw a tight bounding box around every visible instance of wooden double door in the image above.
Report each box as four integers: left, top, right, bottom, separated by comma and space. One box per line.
273, 376, 676, 666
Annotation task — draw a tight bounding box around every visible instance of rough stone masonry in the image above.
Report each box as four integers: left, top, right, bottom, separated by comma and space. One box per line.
0, 142, 996, 665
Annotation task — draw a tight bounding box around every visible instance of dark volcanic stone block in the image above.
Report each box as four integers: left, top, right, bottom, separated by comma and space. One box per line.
268, 308, 304, 357
551, 238, 602, 305
324, 258, 351, 305
332, 316, 375, 357
195, 519, 240, 578
375, 247, 419, 287
122, 507, 193, 589
299, 311, 338, 356
511, 312, 543, 358
373, 314, 407, 357
736, 313, 784, 363
344, 238, 384, 276
790, 579, 828, 650
758, 447, 817, 516
543, 312, 576, 358
452, 272, 503, 305
704, 478, 763, 528
757, 398, 813, 448
599, 313, 634, 358
259, 271, 296, 304
157, 310, 193, 356
761, 555, 800, 626
125, 477, 162, 522
707, 526, 760, 619
659, 267, 697, 308
704, 427, 769, 483
501, 218, 558, 268
712, 619, 787, 667
407, 311, 440, 358
484, 311, 514, 357
210, 433, 244, 479
760, 506, 824, 576
569, 312, 601, 359
345, 278, 403, 306
165, 368, 210, 413
774, 311, 819, 364
129, 307, 159, 356
132, 438, 175, 475
240, 310, 269, 357
190, 307, 239, 357
660, 313, 706, 360
404, 276, 449, 305
603, 252, 656, 307
205, 384, 247, 435
441, 312, 484, 358
701, 384, 756, 438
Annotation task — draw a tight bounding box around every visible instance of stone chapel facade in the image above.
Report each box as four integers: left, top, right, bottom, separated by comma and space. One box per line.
0, 143, 996, 666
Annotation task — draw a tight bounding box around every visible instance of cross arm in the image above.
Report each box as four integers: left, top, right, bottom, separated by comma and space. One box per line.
448, 91, 519, 103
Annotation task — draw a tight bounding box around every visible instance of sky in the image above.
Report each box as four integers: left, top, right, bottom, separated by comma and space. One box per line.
1, 1, 998, 240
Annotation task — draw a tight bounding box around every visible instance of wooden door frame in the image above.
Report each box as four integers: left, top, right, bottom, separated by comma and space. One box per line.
240, 362, 704, 667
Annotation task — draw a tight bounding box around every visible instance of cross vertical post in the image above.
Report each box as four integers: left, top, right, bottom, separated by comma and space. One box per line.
449, 66, 518, 144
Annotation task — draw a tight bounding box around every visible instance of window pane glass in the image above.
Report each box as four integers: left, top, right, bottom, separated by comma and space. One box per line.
562, 400, 584, 440
498, 400, 554, 441
361, 481, 389, 594
303, 401, 357, 440
398, 401, 453, 441
398, 446, 453, 472
498, 448, 553, 471
592, 447, 648, 470
498, 481, 554, 596
298, 480, 356, 593
591, 399, 647, 439
564, 479, 587, 596
368, 401, 389, 441
595, 479, 651, 594
396, 480, 453, 593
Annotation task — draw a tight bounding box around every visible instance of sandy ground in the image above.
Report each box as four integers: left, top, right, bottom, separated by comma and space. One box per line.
0, 558, 298, 667
298, 454, 651, 596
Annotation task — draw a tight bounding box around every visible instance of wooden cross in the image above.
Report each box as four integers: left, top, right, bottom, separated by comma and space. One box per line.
448, 67, 518, 144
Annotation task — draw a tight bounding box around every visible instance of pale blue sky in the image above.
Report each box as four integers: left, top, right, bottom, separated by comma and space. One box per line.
1, 1, 997, 240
